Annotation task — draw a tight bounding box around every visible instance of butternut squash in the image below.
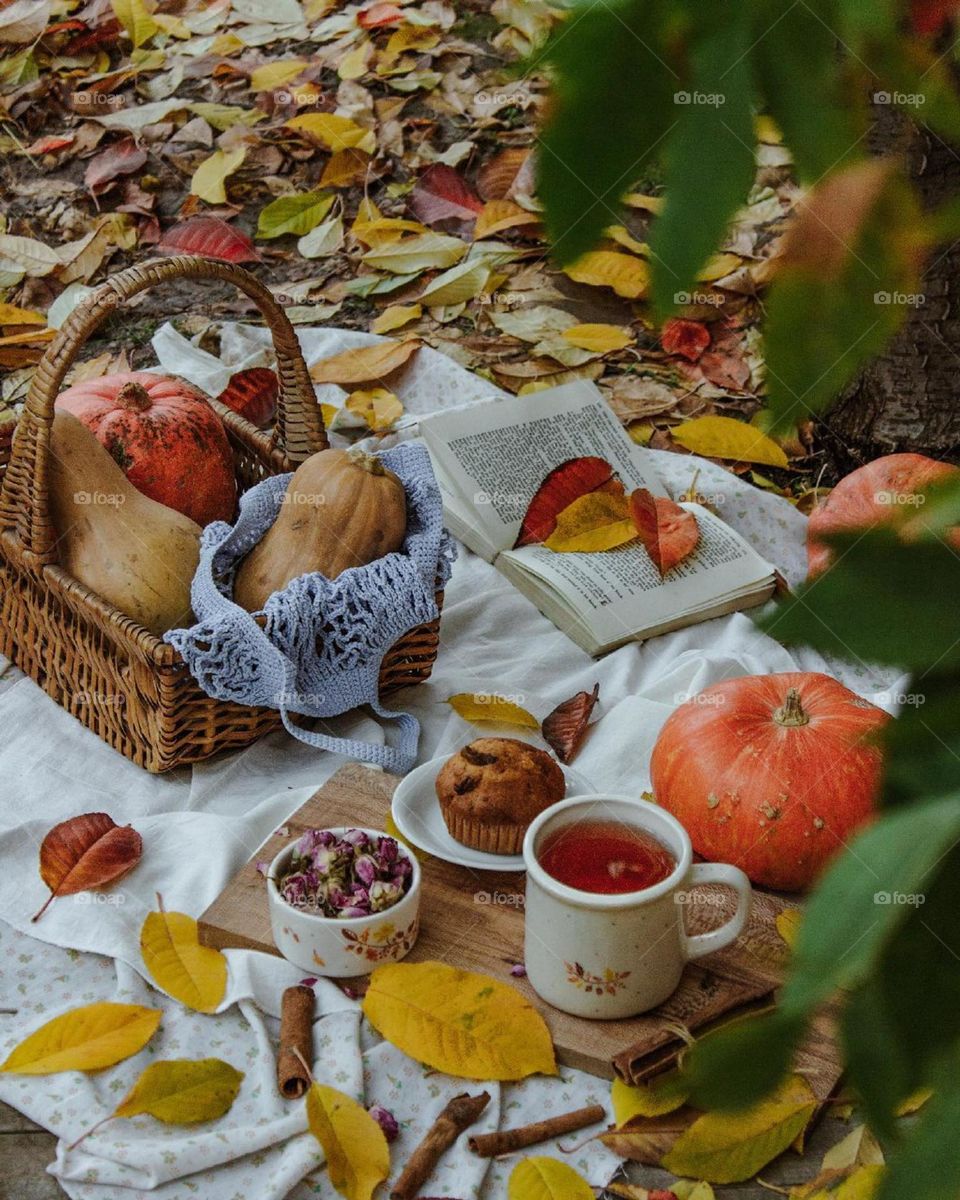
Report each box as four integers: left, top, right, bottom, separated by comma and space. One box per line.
233, 446, 407, 611
48, 411, 201, 636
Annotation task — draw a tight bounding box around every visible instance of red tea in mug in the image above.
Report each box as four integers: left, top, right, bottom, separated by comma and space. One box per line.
538, 819, 675, 894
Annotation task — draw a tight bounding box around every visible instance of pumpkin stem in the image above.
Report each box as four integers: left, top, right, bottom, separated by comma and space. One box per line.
774, 687, 810, 727
346, 445, 386, 476
116, 381, 152, 412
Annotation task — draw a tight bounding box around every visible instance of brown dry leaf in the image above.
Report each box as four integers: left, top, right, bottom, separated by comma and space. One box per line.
477, 147, 532, 200
607, 377, 681, 423
32, 813, 143, 923
309, 339, 420, 384
542, 683, 599, 763
544, 491, 637, 553
629, 489, 700, 575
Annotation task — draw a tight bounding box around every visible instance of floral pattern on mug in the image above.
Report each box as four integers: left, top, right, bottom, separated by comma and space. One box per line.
342, 916, 419, 963
565, 961, 631, 995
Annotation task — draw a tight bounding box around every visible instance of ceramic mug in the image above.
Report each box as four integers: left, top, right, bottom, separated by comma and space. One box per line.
267, 828, 421, 977
522, 795, 752, 1019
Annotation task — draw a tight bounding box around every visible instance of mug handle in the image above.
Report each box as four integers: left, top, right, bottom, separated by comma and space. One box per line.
681, 862, 753, 961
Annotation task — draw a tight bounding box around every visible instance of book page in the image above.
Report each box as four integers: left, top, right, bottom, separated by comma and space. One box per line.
420, 381, 663, 554
499, 504, 775, 647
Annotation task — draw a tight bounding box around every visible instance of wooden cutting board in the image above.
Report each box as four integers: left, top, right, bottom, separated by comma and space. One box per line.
199, 764, 839, 1092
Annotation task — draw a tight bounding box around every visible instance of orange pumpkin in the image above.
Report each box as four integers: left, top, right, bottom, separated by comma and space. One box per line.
650, 672, 888, 891
55, 371, 236, 527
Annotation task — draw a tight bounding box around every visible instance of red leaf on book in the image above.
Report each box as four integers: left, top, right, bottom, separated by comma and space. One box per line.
515, 456, 619, 547
629, 488, 700, 575
542, 683, 600, 763
157, 217, 261, 263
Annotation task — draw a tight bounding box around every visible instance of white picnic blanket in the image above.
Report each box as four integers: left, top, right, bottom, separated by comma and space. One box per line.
0, 326, 902, 1200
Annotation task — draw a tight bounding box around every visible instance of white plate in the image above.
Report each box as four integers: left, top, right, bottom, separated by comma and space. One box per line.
391, 754, 594, 871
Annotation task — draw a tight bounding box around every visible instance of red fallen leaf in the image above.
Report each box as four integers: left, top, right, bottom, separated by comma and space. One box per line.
156, 216, 261, 263
408, 164, 484, 234
629, 488, 700, 575
661, 318, 710, 362
542, 683, 600, 764
26, 134, 75, 156
84, 139, 147, 197
218, 367, 278, 428
358, 2, 405, 27
911, 0, 959, 33
32, 814, 143, 923
515, 456, 619, 547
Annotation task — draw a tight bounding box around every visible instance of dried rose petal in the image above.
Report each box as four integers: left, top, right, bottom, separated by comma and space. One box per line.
277, 829, 413, 918
541, 683, 600, 764
368, 1104, 400, 1142
510, 964, 527, 978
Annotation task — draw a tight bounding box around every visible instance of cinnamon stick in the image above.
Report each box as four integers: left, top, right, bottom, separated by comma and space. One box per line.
391, 1091, 490, 1200
277, 985, 315, 1099
468, 1103, 605, 1157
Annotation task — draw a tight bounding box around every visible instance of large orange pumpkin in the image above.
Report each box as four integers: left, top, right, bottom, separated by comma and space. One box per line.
807, 452, 958, 577
55, 371, 236, 527
649, 672, 888, 892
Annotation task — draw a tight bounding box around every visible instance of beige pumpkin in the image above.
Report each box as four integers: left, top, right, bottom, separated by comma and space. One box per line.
233, 446, 408, 611
49, 411, 201, 637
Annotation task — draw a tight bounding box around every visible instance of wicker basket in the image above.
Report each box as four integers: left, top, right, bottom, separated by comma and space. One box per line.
0, 256, 442, 773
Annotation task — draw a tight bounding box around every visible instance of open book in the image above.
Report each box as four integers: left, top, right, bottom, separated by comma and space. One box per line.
420, 382, 778, 656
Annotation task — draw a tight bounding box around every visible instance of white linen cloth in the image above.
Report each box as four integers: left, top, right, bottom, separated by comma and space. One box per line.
0, 324, 901, 1199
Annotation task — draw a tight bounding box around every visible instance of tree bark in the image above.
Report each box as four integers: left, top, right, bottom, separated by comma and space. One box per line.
820, 105, 960, 473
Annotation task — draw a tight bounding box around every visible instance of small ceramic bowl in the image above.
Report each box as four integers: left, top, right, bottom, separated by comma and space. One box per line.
267, 827, 421, 977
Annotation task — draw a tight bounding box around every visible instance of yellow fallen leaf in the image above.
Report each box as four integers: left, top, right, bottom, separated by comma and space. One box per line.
670, 1184, 716, 1200
381, 23, 439, 67
152, 11, 190, 37
0, 234, 61, 277
672, 416, 790, 468
249, 59, 307, 92
140, 903, 227, 1014
628, 422, 655, 445
286, 113, 376, 155
822, 1124, 884, 1172
605, 225, 650, 255
420, 260, 490, 307
755, 114, 783, 144
508, 1157, 594, 1200
562, 323, 634, 354
306, 1082, 390, 1200
362, 960, 556, 1080
321, 149, 371, 188
111, 0, 158, 47
662, 1074, 818, 1184
372, 304, 422, 334
309, 339, 419, 384
344, 387, 403, 432
363, 232, 466, 274
115, 1058, 243, 1122
0, 1002, 161, 1075
623, 192, 664, 214
565, 250, 650, 299
0, 328, 56, 346
0, 302, 45, 325
806, 1164, 885, 1200
320, 402, 339, 428
612, 1072, 688, 1124
257, 191, 334, 239
353, 216, 427, 247
474, 199, 540, 240
544, 492, 636, 553
190, 148, 246, 204
897, 1087, 933, 1116
338, 39, 372, 80
698, 252, 744, 282
776, 908, 802, 950
446, 693, 539, 728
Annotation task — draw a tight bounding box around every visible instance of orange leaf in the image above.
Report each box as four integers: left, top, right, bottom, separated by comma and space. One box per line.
629, 488, 700, 575
33, 813, 143, 923
309, 339, 419, 385
473, 199, 539, 240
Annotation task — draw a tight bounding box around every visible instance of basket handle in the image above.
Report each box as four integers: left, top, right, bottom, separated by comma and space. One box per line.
5, 255, 327, 562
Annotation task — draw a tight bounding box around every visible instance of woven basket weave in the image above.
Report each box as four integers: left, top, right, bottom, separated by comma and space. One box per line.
0, 256, 442, 773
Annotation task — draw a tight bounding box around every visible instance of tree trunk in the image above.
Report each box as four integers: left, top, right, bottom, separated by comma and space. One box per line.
819, 107, 960, 474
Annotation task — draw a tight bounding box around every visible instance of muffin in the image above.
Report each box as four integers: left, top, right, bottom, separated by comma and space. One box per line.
436, 738, 565, 854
